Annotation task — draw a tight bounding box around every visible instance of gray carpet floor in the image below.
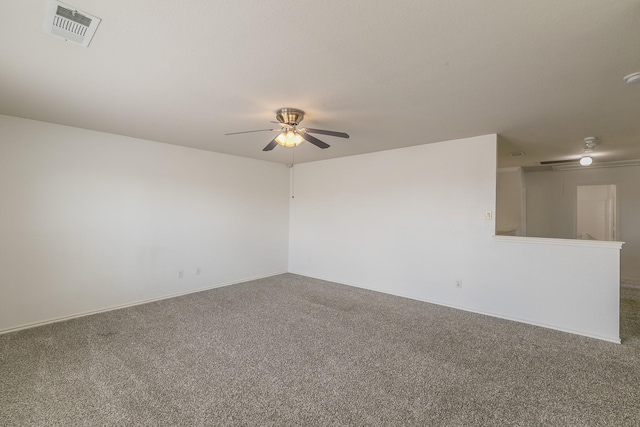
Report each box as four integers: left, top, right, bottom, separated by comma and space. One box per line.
1, 273, 639, 426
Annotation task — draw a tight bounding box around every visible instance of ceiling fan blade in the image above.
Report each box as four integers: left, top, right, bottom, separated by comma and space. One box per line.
270, 121, 294, 129
263, 138, 279, 151
299, 131, 330, 149
539, 159, 578, 165
225, 129, 280, 136
303, 128, 350, 139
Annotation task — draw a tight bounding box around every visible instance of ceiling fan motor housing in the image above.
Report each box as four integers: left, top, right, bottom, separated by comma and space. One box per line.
276, 108, 305, 126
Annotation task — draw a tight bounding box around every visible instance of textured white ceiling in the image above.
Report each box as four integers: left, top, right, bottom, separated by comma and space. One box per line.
2, 0, 640, 166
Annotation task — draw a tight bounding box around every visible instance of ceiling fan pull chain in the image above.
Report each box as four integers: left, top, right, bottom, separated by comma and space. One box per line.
291, 147, 295, 199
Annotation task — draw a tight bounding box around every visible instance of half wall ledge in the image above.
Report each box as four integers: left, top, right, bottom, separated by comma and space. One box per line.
493, 235, 624, 250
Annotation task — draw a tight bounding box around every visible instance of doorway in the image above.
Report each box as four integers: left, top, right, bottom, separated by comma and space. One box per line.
576, 185, 617, 241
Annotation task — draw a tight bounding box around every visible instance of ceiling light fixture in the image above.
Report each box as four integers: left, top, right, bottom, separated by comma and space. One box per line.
579, 156, 593, 166
623, 72, 640, 84
275, 130, 303, 147
580, 136, 598, 166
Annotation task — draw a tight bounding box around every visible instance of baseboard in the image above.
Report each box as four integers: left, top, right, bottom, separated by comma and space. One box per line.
288, 271, 621, 344
0, 271, 288, 335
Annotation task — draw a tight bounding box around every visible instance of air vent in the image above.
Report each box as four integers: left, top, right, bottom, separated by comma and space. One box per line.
43, 1, 101, 47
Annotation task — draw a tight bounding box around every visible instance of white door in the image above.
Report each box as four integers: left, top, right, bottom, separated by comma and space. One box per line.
576, 185, 616, 240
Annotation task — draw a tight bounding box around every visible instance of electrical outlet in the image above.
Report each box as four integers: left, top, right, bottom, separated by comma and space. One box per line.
178, 270, 184, 279
456, 280, 462, 288
485, 210, 492, 220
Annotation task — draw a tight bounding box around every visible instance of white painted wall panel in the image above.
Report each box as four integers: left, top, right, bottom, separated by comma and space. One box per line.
289, 135, 621, 342
0, 115, 289, 332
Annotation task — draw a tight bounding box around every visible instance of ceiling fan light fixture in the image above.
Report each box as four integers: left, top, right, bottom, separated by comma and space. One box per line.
579, 137, 598, 166
580, 155, 593, 166
275, 130, 303, 147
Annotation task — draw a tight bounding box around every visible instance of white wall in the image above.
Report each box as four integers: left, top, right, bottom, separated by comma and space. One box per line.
525, 167, 640, 280
289, 135, 621, 342
0, 115, 290, 332
496, 167, 524, 235
1, 122, 623, 343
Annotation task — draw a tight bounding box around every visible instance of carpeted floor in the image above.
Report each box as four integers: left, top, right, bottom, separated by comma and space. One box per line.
1, 274, 639, 426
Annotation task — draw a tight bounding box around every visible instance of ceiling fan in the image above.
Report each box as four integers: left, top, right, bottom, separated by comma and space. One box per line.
539, 137, 598, 166
225, 108, 349, 151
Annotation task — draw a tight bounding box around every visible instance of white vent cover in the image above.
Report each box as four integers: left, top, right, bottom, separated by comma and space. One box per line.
43, 1, 101, 47
507, 151, 526, 157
